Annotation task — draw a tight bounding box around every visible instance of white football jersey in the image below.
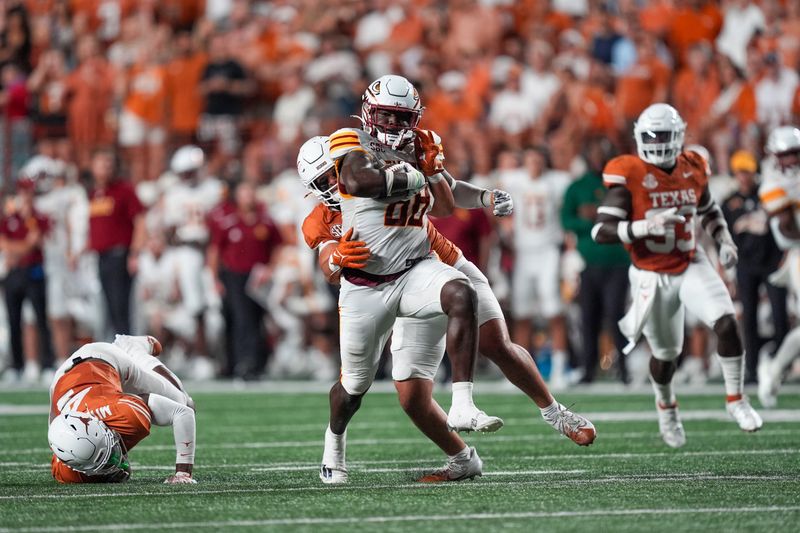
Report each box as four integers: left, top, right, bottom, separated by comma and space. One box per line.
507, 170, 570, 251
329, 127, 433, 275
162, 178, 223, 244
35, 184, 87, 268
759, 157, 800, 216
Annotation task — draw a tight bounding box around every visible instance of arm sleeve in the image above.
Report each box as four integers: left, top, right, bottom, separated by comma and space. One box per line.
451, 180, 492, 209
147, 394, 196, 465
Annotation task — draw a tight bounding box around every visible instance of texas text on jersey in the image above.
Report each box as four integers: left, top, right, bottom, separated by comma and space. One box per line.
603, 151, 708, 274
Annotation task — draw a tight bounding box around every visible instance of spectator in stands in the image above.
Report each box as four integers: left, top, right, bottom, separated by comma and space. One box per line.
722, 150, 787, 384
561, 139, 630, 383
755, 51, 799, 131
207, 181, 283, 380
0, 61, 31, 184
81, 147, 145, 336
1, 177, 54, 383
118, 41, 168, 183
27, 49, 69, 143
65, 36, 115, 170
716, 0, 765, 71
198, 32, 253, 174
165, 30, 207, 150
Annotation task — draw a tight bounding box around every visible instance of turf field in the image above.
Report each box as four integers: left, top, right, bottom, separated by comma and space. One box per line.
1, 383, 799, 532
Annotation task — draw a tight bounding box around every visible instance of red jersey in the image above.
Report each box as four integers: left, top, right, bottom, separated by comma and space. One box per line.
0, 210, 49, 267
301, 203, 461, 267
50, 360, 151, 483
603, 152, 708, 274
213, 207, 283, 273
430, 208, 491, 266
88, 180, 145, 252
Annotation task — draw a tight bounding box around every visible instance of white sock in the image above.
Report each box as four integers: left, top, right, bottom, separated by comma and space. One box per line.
716, 354, 744, 400
323, 425, 346, 466
449, 445, 471, 460
451, 381, 476, 410
771, 328, 800, 381
540, 400, 560, 419
650, 376, 675, 407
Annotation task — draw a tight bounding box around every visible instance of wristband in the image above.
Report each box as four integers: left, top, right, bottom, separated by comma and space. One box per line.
383, 168, 396, 196
630, 220, 650, 239
617, 221, 632, 244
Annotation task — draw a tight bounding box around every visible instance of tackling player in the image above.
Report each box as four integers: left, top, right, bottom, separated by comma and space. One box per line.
757, 125, 800, 408
298, 132, 595, 482
592, 103, 762, 448
47, 335, 197, 484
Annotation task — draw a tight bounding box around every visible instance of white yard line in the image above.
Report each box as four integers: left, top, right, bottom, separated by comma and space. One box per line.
3, 505, 800, 532
3, 426, 800, 457
2, 473, 799, 502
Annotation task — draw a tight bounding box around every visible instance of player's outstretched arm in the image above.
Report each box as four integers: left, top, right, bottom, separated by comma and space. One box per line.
441, 171, 513, 217
143, 393, 197, 484
339, 151, 425, 199
697, 186, 738, 268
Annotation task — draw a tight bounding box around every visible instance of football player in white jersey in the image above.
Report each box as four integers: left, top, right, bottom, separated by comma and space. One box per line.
503, 146, 571, 388
757, 125, 800, 407
300, 130, 595, 482
319, 75, 508, 483
159, 145, 222, 377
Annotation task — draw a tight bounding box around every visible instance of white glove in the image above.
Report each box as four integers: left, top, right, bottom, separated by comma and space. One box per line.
718, 236, 738, 269
164, 471, 197, 484
631, 207, 686, 238
492, 189, 513, 217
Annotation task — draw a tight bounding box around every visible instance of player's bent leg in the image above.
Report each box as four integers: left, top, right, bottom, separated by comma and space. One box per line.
649, 355, 685, 448
713, 315, 763, 432
759, 326, 800, 408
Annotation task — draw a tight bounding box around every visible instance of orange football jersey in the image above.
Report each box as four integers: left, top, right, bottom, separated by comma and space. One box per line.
302, 203, 343, 250
50, 360, 152, 483
301, 203, 462, 266
603, 152, 708, 274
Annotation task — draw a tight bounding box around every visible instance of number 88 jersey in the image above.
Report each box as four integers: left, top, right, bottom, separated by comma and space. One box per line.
603, 152, 709, 274
329, 127, 433, 276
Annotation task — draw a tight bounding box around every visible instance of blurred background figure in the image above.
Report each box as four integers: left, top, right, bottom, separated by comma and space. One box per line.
561, 139, 631, 384
80, 148, 145, 337
722, 150, 787, 384
207, 181, 283, 380
1, 177, 53, 383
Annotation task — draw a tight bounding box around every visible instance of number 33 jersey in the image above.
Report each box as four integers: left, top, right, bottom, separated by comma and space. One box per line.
329, 127, 433, 275
603, 151, 709, 274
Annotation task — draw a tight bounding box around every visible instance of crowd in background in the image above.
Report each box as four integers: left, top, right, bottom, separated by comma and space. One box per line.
1, 0, 800, 386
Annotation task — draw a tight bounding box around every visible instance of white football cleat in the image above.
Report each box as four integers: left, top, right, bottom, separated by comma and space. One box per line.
542, 403, 596, 446
758, 360, 779, 409
417, 447, 483, 483
656, 402, 686, 448
726, 397, 763, 432
446, 406, 504, 433
319, 464, 348, 484
164, 472, 196, 484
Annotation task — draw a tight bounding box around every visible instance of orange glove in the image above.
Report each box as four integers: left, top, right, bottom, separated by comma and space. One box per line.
413, 128, 445, 177
329, 228, 370, 271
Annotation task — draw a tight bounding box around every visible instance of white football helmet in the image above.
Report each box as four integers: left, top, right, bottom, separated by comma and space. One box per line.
360, 74, 422, 149
766, 126, 800, 156
633, 103, 686, 168
170, 145, 204, 175
48, 412, 127, 475
297, 136, 340, 209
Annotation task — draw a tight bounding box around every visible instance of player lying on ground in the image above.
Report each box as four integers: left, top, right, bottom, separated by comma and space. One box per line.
592, 103, 762, 448
47, 335, 196, 484
298, 133, 594, 482
757, 125, 800, 408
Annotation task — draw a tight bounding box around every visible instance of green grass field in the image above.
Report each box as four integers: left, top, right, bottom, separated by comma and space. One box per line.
1, 384, 799, 532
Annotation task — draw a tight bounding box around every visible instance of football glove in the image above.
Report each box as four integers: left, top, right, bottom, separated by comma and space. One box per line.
492, 189, 513, 217
631, 207, 686, 238
329, 228, 370, 272
413, 128, 445, 177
